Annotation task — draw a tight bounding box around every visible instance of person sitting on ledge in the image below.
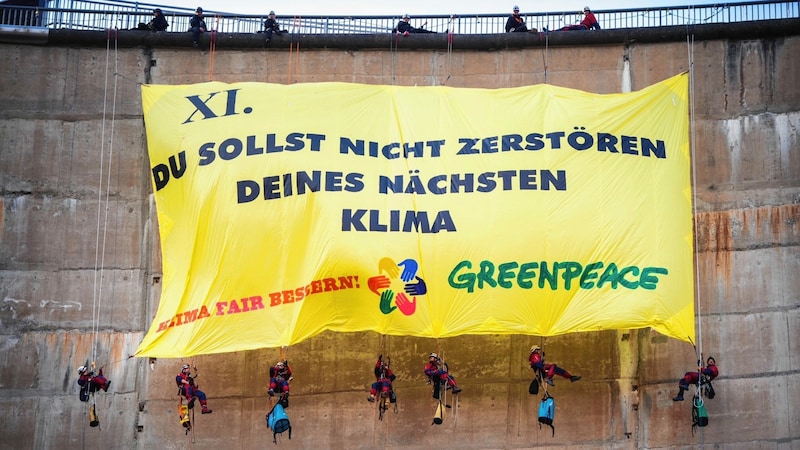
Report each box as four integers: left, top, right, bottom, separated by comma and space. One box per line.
396, 13, 437, 35
558, 6, 601, 31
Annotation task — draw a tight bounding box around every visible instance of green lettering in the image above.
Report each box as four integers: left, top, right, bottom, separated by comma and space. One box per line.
448, 260, 476, 292
477, 260, 497, 289
580, 262, 603, 289
618, 266, 640, 289
497, 262, 519, 288
597, 263, 619, 289
518, 262, 538, 289
539, 261, 558, 290
639, 267, 668, 289
558, 261, 583, 290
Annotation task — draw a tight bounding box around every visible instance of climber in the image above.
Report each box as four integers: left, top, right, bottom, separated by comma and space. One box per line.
176, 364, 212, 414
424, 352, 462, 396
269, 360, 293, 405
368, 354, 396, 402
529, 346, 581, 386
673, 356, 719, 401
77, 365, 111, 398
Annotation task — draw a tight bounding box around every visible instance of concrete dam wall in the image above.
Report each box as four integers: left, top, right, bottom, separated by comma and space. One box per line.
0, 20, 798, 449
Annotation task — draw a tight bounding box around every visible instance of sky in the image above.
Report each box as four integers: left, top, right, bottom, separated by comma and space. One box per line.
158, 0, 747, 16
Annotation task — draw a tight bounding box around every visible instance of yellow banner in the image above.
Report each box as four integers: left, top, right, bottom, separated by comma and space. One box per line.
136, 73, 694, 357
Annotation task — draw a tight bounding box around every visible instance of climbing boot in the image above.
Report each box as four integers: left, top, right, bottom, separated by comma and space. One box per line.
452, 386, 462, 394
570, 376, 581, 383
672, 388, 685, 401
545, 378, 555, 386
201, 407, 213, 414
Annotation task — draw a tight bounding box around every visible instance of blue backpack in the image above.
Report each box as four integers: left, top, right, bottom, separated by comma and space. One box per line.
538, 393, 555, 436
266, 403, 292, 444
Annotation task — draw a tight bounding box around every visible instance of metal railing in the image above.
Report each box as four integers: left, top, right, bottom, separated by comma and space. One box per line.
1, 0, 798, 33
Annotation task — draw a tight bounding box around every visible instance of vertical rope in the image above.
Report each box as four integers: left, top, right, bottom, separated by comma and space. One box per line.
686, 26, 702, 359
208, 15, 219, 81
295, 16, 301, 81
91, 26, 117, 367
542, 31, 549, 84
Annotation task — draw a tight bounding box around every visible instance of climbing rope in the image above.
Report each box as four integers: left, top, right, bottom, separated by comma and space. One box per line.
208, 15, 220, 81
90, 24, 120, 374
686, 23, 702, 360
288, 16, 302, 84
442, 14, 455, 86
541, 30, 549, 84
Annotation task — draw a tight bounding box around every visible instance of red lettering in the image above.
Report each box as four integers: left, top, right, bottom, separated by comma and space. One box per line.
294, 287, 305, 301
157, 320, 170, 332
215, 301, 227, 316
269, 292, 282, 307
182, 309, 198, 323
310, 280, 323, 294
338, 276, 354, 289
282, 290, 295, 304
323, 277, 338, 291
198, 305, 211, 319
249, 296, 265, 310
228, 299, 242, 314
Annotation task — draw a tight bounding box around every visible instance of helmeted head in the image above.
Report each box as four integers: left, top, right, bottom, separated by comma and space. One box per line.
530, 345, 541, 353
78, 366, 87, 375
429, 352, 439, 361
181, 364, 190, 373
196, 7, 203, 14
584, 6, 591, 12
276, 361, 285, 369
402, 13, 410, 21
513, 5, 520, 13
707, 356, 716, 366
154, 8, 162, 15
269, 10, 275, 16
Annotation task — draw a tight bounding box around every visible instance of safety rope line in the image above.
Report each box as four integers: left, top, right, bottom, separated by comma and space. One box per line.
288, 16, 302, 84
91, 25, 118, 371
542, 31, 549, 84
686, 16, 702, 361
208, 15, 219, 81
293, 16, 302, 83
442, 14, 455, 86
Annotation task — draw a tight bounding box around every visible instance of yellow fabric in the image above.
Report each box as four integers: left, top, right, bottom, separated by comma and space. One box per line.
136, 73, 694, 357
